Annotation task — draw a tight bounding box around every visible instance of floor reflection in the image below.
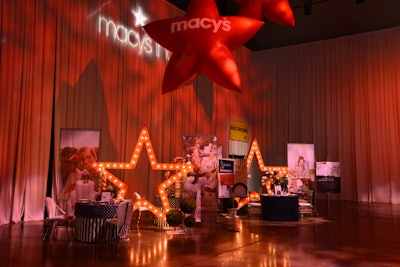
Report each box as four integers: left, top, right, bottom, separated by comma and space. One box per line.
1, 200, 400, 266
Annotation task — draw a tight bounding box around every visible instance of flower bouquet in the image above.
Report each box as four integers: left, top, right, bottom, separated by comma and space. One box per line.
261, 171, 288, 195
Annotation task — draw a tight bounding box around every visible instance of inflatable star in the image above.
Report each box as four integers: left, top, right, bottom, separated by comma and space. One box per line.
235, 0, 295, 27
144, 0, 264, 93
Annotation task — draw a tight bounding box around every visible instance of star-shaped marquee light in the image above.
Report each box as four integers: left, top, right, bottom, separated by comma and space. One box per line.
234, 0, 295, 27
143, 0, 264, 94
132, 6, 148, 27
93, 125, 195, 221
235, 137, 288, 210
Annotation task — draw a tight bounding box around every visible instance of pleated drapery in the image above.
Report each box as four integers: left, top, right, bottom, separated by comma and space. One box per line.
1, 0, 400, 225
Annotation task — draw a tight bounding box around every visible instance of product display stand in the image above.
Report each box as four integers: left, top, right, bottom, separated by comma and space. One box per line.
226, 194, 239, 232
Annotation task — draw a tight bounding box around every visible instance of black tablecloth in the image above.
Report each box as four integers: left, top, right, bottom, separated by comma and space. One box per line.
261, 194, 299, 221
74, 202, 117, 218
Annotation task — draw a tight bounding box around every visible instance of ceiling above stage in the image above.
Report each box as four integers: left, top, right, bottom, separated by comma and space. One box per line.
167, 0, 400, 51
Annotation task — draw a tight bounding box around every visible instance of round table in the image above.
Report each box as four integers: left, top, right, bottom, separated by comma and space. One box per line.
74, 202, 118, 242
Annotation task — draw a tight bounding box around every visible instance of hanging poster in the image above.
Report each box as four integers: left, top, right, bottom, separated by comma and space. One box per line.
316, 162, 341, 193
287, 143, 315, 193
229, 119, 249, 142
58, 129, 101, 215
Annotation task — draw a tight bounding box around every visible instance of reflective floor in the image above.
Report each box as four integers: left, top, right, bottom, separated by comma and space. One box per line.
1, 200, 400, 267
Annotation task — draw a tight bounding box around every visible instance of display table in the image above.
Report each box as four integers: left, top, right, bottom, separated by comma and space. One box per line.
74, 202, 118, 242
261, 194, 299, 221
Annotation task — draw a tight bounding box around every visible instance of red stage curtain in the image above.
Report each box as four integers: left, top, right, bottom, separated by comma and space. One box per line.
1, 0, 400, 225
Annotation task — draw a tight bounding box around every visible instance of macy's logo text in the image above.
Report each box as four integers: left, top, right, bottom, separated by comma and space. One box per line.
171, 17, 231, 33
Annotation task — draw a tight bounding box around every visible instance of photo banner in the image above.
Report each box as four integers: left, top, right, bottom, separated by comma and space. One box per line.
58, 129, 101, 215
218, 158, 235, 198
316, 162, 341, 193
182, 135, 217, 173
287, 143, 315, 192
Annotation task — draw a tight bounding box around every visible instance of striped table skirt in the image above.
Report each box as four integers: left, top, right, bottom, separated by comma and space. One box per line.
74, 202, 118, 242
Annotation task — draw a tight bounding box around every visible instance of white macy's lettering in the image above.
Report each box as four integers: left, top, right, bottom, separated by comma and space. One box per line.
171, 17, 231, 33
97, 15, 169, 60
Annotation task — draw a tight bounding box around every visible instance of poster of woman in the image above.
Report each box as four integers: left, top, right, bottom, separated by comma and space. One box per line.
58, 129, 101, 215
287, 143, 315, 193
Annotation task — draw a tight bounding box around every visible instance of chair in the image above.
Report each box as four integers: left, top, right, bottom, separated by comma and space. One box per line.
43, 197, 73, 241
299, 190, 314, 219
232, 183, 248, 216
248, 191, 262, 214
232, 183, 247, 198
105, 199, 133, 240
134, 192, 149, 228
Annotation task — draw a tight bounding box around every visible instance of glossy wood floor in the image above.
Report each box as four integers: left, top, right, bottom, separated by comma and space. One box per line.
1, 200, 400, 267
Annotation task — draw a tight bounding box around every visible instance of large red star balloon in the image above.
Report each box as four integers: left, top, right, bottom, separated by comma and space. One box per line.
234, 0, 295, 27
144, 0, 264, 94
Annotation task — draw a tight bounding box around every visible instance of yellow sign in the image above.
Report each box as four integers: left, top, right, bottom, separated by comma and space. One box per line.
229, 120, 249, 142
